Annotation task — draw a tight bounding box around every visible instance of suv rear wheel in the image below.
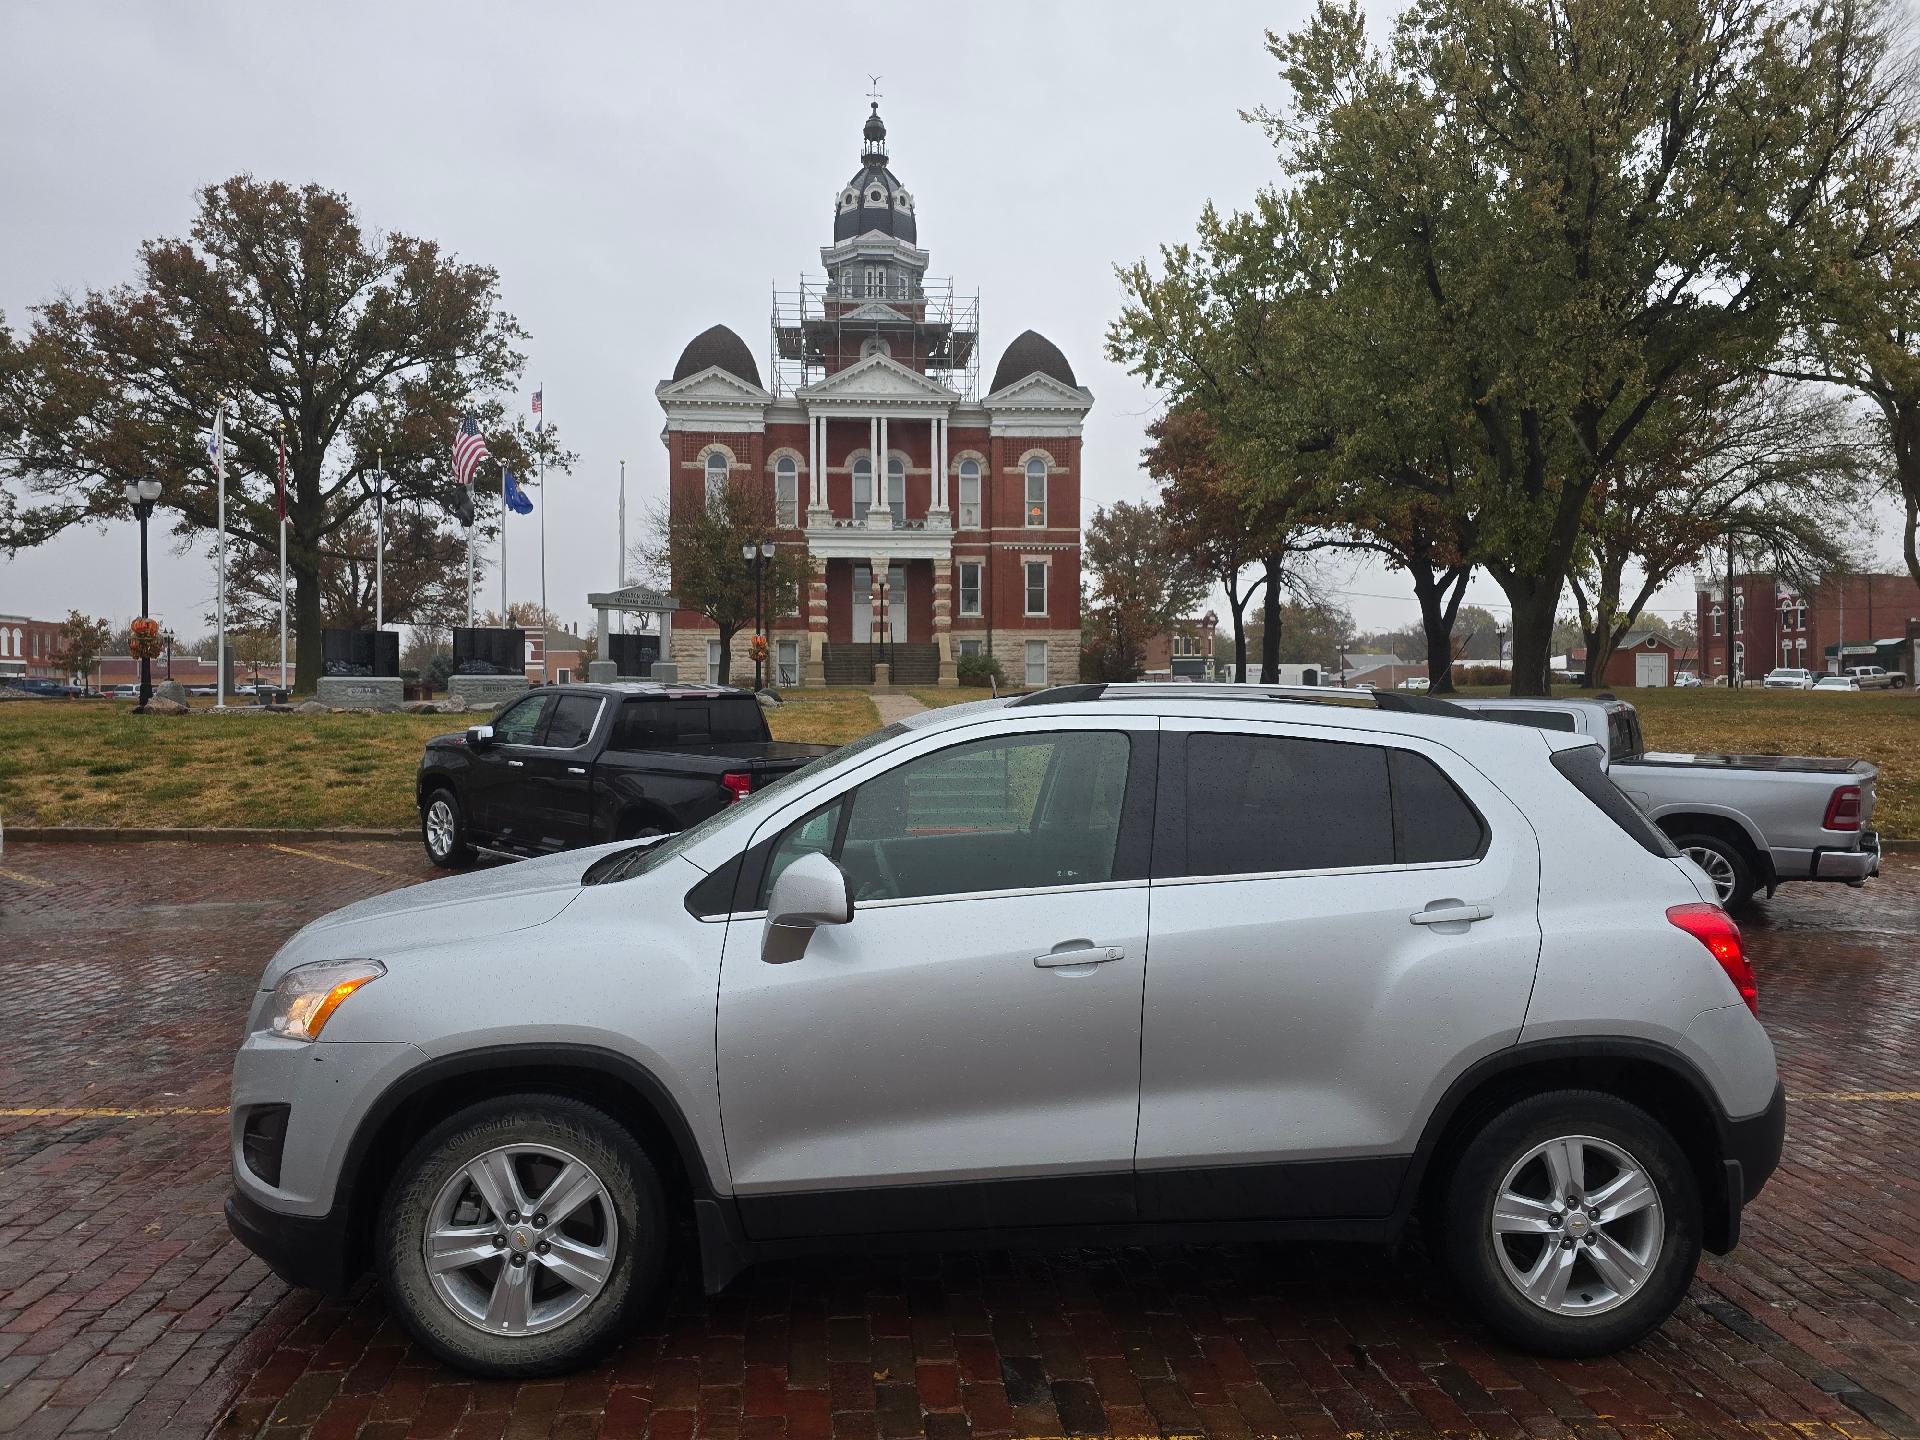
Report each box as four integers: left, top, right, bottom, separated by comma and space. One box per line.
378, 1096, 666, 1376
1441, 1090, 1699, 1356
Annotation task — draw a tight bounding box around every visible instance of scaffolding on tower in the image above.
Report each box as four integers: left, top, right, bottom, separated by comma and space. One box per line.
770, 273, 979, 400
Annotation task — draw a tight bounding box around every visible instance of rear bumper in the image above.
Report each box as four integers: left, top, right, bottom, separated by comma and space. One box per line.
1710, 1080, 1786, 1253
225, 1188, 357, 1294
1812, 830, 1880, 883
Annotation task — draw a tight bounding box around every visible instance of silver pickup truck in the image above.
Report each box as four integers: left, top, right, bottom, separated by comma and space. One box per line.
1450, 695, 1880, 910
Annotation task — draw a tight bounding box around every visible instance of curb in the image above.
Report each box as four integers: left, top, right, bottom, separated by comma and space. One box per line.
6, 827, 413, 844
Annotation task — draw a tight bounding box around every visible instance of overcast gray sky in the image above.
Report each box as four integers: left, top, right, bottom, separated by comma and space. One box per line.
1, 1, 1898, 648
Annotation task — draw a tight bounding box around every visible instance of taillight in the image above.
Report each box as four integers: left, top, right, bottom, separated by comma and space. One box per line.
1822, 785, 1861, 832
1667, 902, 1756, 1015
721, 771, 753, 805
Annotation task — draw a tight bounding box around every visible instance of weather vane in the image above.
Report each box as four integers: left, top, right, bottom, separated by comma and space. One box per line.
867, 74, 883, 105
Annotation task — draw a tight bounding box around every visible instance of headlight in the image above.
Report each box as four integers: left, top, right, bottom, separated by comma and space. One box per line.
266, 959, 386, 1041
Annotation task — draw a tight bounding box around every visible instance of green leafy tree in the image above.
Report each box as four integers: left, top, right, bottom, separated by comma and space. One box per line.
637, 483, 809, 687
54, 610, 112, 687
0, 176, 541, 689
1081, 500, 1207, 681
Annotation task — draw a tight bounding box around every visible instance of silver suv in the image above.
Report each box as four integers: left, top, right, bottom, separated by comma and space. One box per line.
226, 685, 1784, 1376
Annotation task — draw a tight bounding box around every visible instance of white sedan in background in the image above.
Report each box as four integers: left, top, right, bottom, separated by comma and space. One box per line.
1813, 674, 1862, 692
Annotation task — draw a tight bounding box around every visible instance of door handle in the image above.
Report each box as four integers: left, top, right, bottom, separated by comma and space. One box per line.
1409, 903, 1492, 926
506, 759, 525, 768
1034, 945, 1125, 968
567, 766, 587, 775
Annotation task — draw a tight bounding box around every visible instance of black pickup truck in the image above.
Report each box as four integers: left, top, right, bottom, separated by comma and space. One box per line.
415, 682, 834, 866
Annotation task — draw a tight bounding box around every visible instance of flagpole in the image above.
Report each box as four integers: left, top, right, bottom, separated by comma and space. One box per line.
618, 459, 627, 635
466, 524, 474, 628
374, 448, 385, 634
278, 422, 287, 691
538, 381, 548, 681
215, 397, 228, 711
501, 463, 509, 619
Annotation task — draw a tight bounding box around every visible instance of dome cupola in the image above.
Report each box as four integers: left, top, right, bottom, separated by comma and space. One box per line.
990, 330, 1078, 392
672, 324, 762, 386
834, 103, 917, 244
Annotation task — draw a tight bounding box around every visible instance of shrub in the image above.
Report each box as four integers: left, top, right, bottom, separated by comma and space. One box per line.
956, 653, 1005, 688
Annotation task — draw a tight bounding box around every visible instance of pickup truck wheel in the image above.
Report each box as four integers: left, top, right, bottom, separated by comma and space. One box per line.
1442, 1090, 1700, 1357
422, 789, 475, 868
1673, 832, 1755, 911
379, 1095, 666, 1378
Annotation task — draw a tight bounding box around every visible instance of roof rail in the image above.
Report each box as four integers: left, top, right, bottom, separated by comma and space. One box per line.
1007, 681, 1483, 721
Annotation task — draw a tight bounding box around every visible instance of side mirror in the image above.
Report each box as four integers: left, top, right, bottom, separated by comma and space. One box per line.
762, 851, 852, 964
466, 724, 495, 748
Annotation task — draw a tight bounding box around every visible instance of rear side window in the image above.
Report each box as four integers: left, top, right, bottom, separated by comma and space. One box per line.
544, 695, 602, 749
1180, 734, 1395, 875
611, 696, 768, 749
1550, 745, 1677, 857
1390, 750, 1487, 863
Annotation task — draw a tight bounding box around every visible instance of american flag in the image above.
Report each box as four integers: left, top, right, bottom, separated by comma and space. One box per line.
452, 415, 489, 488
532, 387, 544, 434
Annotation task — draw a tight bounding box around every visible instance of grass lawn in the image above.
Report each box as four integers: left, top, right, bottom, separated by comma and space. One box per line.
0, 689, 882, 831
2, 686, 1912, 835
902, 686, 1002, 709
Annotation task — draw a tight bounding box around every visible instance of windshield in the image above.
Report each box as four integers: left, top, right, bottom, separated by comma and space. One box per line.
581, 721, 910, 885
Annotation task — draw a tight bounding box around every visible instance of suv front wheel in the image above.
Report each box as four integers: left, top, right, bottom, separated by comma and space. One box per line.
1442, 1090, 1700, 1356
379, 1096, 666, 1376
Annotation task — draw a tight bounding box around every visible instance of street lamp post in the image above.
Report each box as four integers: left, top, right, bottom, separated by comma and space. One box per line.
741, 540, 775, 689
123, 476, 163, 707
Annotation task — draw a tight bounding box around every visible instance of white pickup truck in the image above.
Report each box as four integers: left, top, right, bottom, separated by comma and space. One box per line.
1845, 665, 1909, 689
1450, 695, 1880, 910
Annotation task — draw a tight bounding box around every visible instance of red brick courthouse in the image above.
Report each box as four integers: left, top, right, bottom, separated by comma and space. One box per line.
656, 105, 1092, 689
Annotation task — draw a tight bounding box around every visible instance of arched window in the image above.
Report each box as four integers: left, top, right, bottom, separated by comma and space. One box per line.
887, 455, 905, 524
774, 456, 798, 527
1024, 456, 1048, 527
852, 456, 871, 522
1710, 604, 1723, 636
704, 451, 728, 508
957, 458, 981, 528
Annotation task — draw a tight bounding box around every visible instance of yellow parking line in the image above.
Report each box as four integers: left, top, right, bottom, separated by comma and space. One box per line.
266, 842, 406, 879
0, 866, 52, 888
1790, 1090, 1920, 1102
0, 1106, 226, 1118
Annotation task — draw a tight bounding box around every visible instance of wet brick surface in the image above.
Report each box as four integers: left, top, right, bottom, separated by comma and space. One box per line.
0, 839, 1916, 1438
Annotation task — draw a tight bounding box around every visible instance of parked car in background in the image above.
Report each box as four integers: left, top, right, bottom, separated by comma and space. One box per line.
1762, 668, 1814, 689
1450, 694, 1879, 910
2, 678, 82, 698
1396, 677, 1430, 692
1672, 671, 1702, 688
1813, 674, 1862, 692
230, 683, 1784, 1376
109, 684, 140, 699
1844, 665, 1907, 689
415, 682, 835, 866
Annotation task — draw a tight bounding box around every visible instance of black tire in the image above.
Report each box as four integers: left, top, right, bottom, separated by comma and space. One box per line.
378, 1095, 667, 1377
421, 786, 475, 868
1671, 830, 1757, 911
1442, 1089, 1700, 1357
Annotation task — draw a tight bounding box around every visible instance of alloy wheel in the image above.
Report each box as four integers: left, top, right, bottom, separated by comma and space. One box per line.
1682, 845, 1737, 905
423, 1143, 619, 1336
1490, 1133, 1664, 1316
425, 799, 456, 859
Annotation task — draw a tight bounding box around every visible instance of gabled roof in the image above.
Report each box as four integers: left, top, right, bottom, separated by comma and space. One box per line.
798, 351, 959, 404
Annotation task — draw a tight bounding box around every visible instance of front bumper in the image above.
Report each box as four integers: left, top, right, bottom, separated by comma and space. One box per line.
226, 1187, 357, 1293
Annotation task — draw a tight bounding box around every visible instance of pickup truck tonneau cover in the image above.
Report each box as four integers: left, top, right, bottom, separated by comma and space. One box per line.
1621, 753, 1873, 775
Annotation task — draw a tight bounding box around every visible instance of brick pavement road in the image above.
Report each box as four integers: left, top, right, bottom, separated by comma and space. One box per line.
1, 839, 1916, 1440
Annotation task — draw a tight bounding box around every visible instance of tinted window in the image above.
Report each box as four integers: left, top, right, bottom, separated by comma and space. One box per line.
1550, 745, 1678, 857
834, 731, 1132, 901
544, 695, 602, 749
492, 695, 552, 745
1390, 750, 1487, 864
611, 696, 767, 750
1182, 734, 1394, 875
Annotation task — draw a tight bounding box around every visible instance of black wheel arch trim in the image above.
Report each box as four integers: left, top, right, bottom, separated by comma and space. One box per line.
1401, 1034, 1783, 1254
318, 1042, 724, 1288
